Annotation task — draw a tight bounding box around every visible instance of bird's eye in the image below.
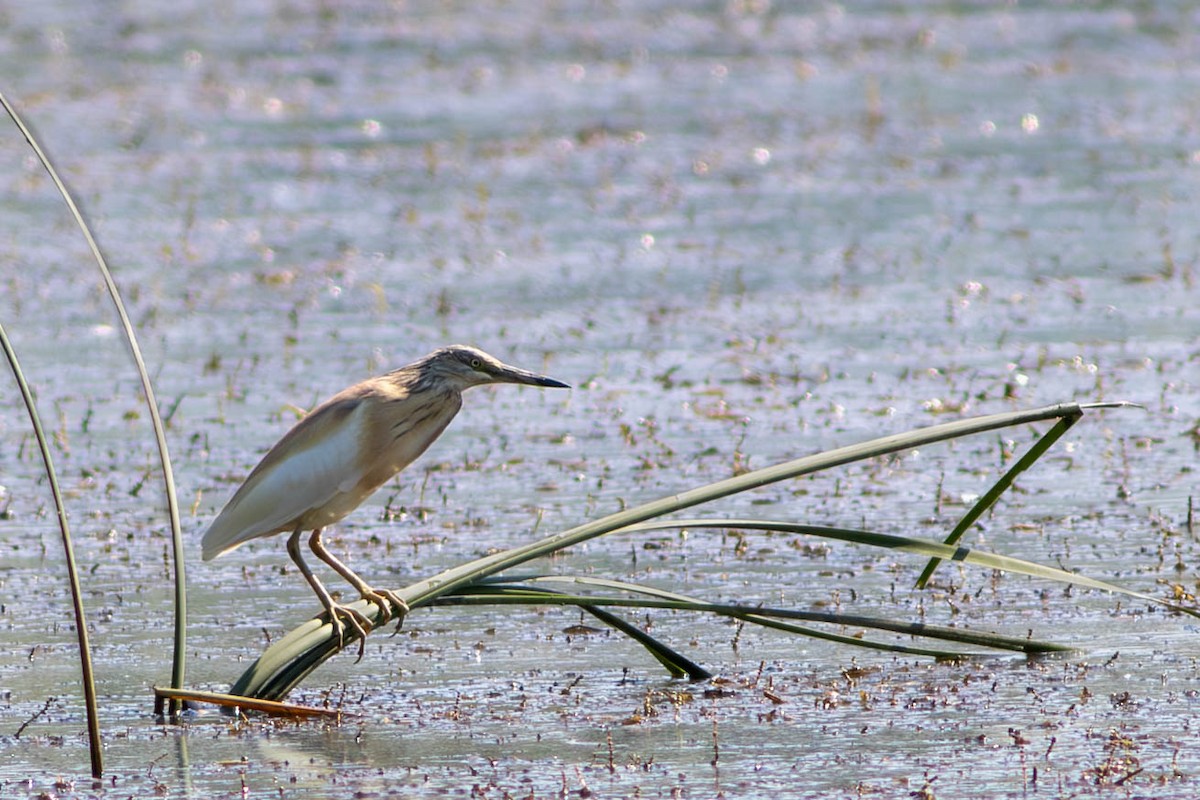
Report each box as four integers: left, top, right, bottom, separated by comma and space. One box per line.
470, 358, 482, 369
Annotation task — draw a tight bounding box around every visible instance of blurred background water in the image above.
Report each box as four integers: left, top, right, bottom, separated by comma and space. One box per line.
0, 2, 1198, 797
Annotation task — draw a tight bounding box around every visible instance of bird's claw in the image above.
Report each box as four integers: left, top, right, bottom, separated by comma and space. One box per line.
325, 603, 375, 662
323, 589, 408, 661
360, 586, 409, 631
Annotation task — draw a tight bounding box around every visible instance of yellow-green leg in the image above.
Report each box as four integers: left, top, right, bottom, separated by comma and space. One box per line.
287, 528, 374, 659
309, 529, 410, 630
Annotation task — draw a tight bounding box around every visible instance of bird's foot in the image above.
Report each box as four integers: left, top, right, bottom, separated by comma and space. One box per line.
324, 602, 375, 662
361, 587, 410, 633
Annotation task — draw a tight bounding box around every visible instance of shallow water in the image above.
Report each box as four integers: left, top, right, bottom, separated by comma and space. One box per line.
1, 1, 1198, 797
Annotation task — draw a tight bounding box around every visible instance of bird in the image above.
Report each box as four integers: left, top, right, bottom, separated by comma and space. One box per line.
201, 344, 569, 651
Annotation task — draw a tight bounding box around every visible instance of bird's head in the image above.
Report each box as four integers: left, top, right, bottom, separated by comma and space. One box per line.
419, 345, 570, 392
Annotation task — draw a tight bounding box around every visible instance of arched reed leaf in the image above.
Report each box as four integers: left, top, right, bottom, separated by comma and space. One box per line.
0, 323, 103, 777
0, 91, 189, 715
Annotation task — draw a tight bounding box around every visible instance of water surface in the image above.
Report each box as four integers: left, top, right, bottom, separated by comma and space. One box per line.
1, 2, 1198, 797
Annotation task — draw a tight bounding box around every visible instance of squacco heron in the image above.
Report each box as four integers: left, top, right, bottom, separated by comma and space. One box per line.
201, 344, 568, 648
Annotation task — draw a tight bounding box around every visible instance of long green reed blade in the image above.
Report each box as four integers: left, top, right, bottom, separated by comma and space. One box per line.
232, 403, 1137, 699
915, 412, 1081, 588
388, 404, 1133, 610
433, 592, 1070, 655
459, 583, 711, 679
0, 323, 103, 778
446, 577, 1040, 658
581, 605, 711, 679
618, 519, 1200, 617
0, 91, 189, 714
